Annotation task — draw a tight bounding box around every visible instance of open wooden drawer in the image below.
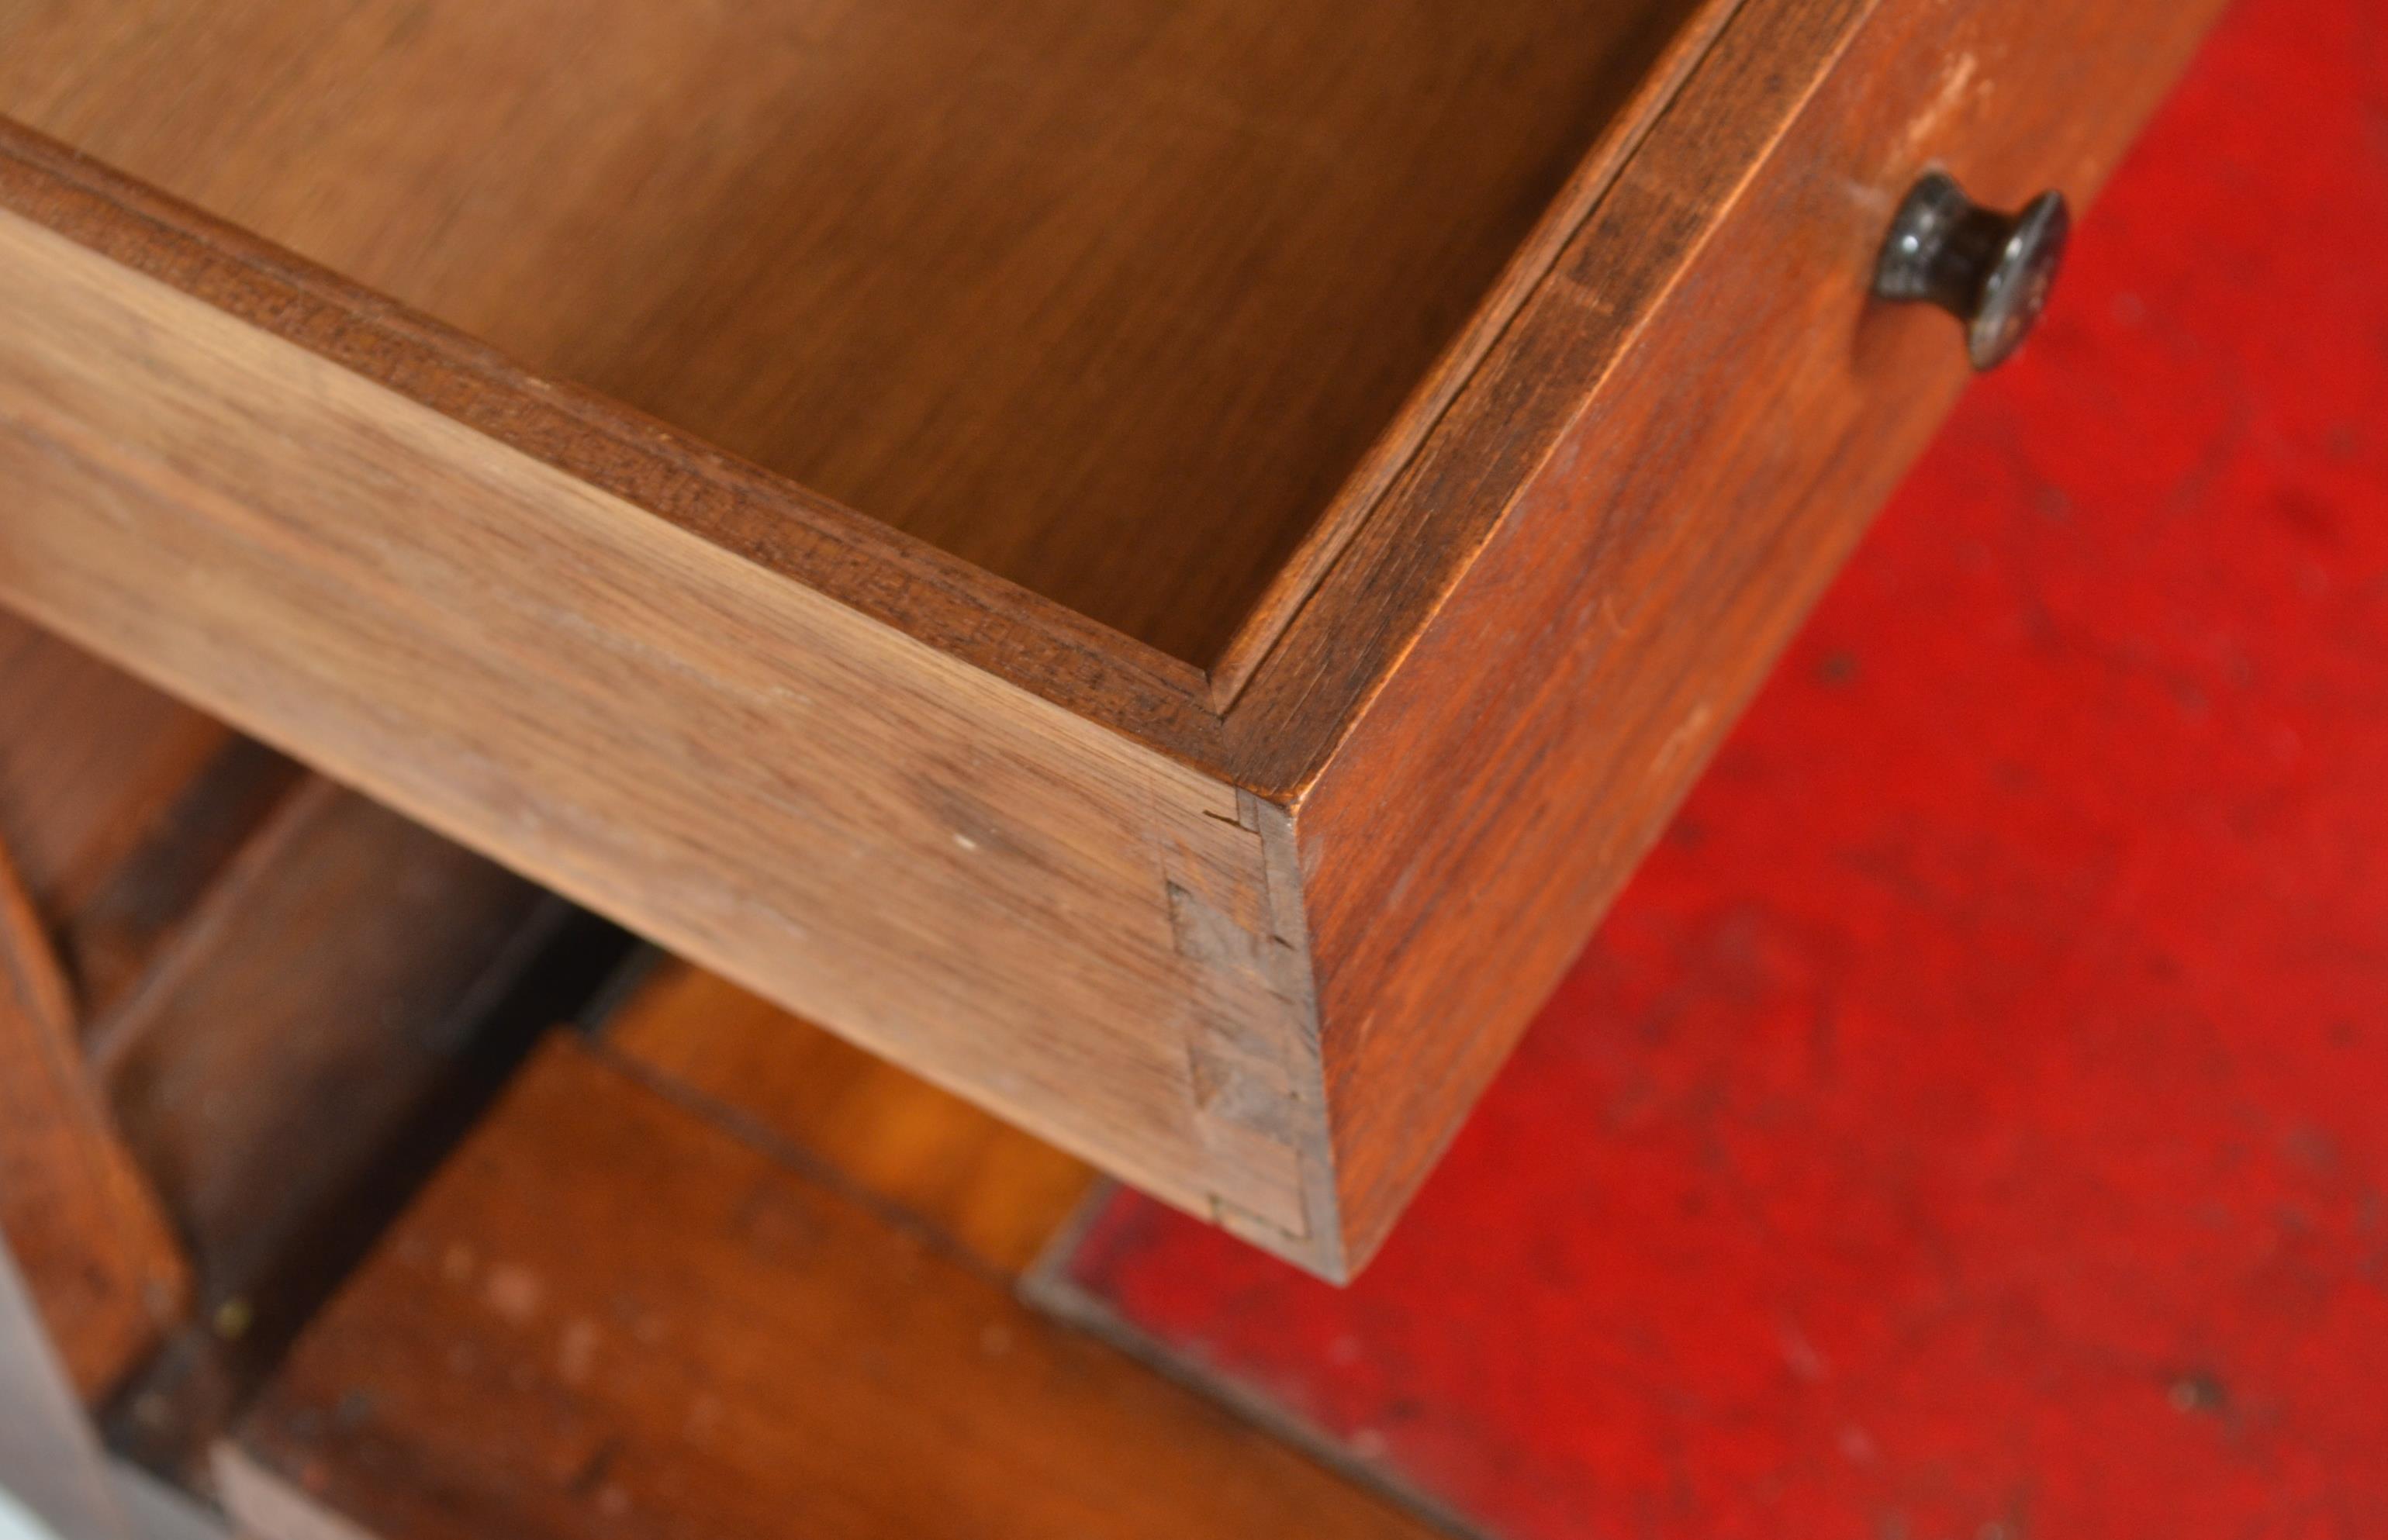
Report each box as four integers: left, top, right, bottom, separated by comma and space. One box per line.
0, 0, 2224, 1278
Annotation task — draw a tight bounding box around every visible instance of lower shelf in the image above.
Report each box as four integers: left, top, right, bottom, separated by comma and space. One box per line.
219, 1033, 1435, 1540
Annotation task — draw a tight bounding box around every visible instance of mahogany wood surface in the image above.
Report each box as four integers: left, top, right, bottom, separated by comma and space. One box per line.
0, 615, 298, 1020
222, 1037, 1439, 1540
1205, 0, 1732, 703
602, 958, 1094, 1276
0, 609, 577, 1428
98, 794, 603, 1484
0, 116, 1218, 754
0, 208, 1336, 1266
0, 0, 2226, 1275
93, 779, 548, 1309
0, 0, 1690, 665
0, 838, 186, 1404
0, 615, 219, 924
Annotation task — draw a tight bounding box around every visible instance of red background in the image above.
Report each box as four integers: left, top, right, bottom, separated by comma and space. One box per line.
1061, 0, 2388, 1534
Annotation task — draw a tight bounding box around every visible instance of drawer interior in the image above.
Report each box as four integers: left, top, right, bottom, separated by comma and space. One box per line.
0, 0, 1694, 665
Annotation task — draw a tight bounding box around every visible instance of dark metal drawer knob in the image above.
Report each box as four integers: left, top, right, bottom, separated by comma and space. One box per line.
1875, 170, 2070, 371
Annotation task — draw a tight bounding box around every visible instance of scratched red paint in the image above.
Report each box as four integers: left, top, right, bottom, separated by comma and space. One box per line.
1060, 0, 2388, 1534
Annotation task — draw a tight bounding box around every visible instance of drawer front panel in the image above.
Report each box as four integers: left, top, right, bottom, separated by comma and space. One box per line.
1287, 0, 2231, 1266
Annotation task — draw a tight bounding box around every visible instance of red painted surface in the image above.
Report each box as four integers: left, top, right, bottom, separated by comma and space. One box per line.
1059, 1, 2388, 1535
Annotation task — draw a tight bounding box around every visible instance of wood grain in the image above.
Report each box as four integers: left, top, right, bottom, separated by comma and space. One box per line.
92, 779, 549, 1305
0, 0, 1686, 666
0, 612, 308, 1024
0, 0, 2224, 1280
0, 121, 1217, 758
0, 839, 186, 1404
1250, 0, 2235, 1266
92, 792, 614, 1484
603, 958, 1093, 1275
0, 616, 227, 942
0, 211, 1338, 1270
1207, 0, 1734, 702
65, 736, 306, 1028
221, 1037, 1439, 1540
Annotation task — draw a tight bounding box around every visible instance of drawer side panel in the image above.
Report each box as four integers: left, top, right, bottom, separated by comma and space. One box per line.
0, 212, 1334, 1269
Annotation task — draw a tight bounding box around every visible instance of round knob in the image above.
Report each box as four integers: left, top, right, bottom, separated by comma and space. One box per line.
1874, 171, 2070, 371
